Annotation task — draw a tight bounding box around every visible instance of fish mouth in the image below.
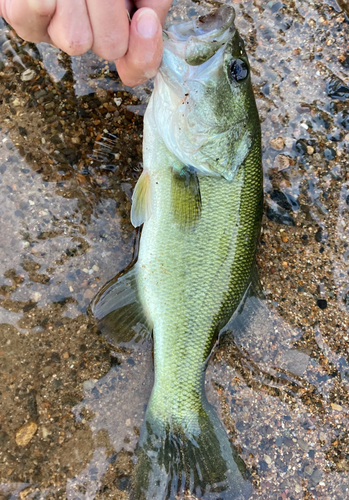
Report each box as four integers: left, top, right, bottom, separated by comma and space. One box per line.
164, 5, 236, 66
167, 5, 235, 41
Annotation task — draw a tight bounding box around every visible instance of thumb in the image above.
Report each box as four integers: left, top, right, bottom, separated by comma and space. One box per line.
115, 7, 162, 87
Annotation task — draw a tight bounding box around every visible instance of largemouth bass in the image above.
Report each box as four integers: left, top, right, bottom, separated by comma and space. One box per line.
92, 5, 262, 499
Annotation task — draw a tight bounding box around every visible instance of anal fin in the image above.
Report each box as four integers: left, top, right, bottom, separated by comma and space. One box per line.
91, 265, 152, 347
221, 262, 270, 343
171, 165, 202, 230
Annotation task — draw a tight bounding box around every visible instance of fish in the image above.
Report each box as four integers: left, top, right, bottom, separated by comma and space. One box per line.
92, 4, 263, 499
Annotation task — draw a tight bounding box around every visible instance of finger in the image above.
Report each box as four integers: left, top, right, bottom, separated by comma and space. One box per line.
134, 0, 173, 25
0, 0, 56, 43
85, 0, 129, 61
47, 0, 93, 56
116, 7, 162, 87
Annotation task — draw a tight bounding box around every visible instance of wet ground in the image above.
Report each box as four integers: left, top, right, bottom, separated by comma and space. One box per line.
0, 0, 348, 499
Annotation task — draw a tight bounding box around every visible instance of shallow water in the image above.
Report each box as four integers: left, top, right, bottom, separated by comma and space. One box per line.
0, 0, 348, 499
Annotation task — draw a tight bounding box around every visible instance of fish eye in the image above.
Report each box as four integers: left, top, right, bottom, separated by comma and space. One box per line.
229, 58, 249, 82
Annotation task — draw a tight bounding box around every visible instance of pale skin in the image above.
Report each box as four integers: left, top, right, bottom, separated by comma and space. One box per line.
0, 0, 173, 86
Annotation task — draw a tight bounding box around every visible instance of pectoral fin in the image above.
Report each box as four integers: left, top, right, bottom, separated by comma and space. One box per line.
131, 170, 152, 227
171, 166, 202, 229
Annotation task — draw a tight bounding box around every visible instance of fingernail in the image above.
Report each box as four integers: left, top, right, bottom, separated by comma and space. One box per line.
136, 9, 159, 38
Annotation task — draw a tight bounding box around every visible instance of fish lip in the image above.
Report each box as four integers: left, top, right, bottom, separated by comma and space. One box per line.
165, 5, 235, 41
161, 5, 236, 72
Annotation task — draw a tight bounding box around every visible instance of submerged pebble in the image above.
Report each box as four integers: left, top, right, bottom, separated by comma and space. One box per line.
15, 422, 38, 446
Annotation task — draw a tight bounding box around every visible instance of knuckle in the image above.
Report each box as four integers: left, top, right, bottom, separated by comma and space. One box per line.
62, 38, 91, 56
32, 3, 54, 17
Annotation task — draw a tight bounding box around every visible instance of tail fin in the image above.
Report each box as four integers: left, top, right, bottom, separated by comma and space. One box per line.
130, 401, 252, 500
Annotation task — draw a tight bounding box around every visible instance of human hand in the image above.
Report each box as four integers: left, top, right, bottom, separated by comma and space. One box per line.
0, 0, 172, 86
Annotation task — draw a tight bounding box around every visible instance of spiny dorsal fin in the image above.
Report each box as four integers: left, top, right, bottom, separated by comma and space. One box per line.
171, 166, 202, 230
131, 170, 152, 228
91, 265, 152, 347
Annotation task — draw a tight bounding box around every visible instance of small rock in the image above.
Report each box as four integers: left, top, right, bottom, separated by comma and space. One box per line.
315, 228, 322, 242
283, 436, 294, 447
42, 366, 52, 377
317, 299, 327, 310
331, 403, 342, 411
51, 352, 61, 363
259, 460, 268, 471
269, 137, 285, 151
83, 289, 95, 300
327, 129, 342, 141
319, 432, 327, 442
304, 465, 314, 476
324, 147, 336, 160
32, 292, 41, 301
118, 477, 131, 491
274, 154, 291, 171
41, 427, 51, 439
34, 89, 47, 99
307, 145, 314, 154
326, 75, 349, 100
16, 422, 38, 446
44, 101, 55, 110
270, 190, 299, 211
19, 487, 32, 499
339, 111, 349, 130
298, 438, 310, 452
294, 140, 308, 155
114, 97, 122, 106
83, 380, 96, 391
264, 454, 272, 464
21, 69, 36, 81
266, 205, 295, 226
295, 483, 302, 493
311, 468, 322, 485
275, 436, 283, 446
95, 88, 109, 102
